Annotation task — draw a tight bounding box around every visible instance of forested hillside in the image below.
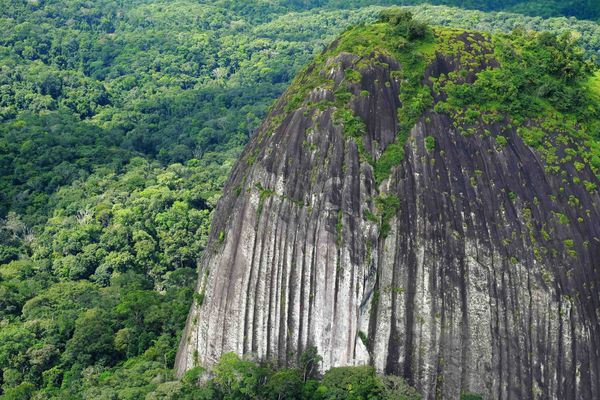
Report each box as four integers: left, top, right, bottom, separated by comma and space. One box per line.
0, 1, 599, 399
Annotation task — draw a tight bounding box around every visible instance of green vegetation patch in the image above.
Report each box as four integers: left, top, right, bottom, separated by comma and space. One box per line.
425, 135, 436, 153
174, 350, 421, 399
255, 182, 275, 217
329, 10, 438, 184
432, 30, 600, 180
376, 194, 401, 238
345, 68, 363, 84
375, 142, 406, 183
588, 71, 600, 101
461, 393, 484, 400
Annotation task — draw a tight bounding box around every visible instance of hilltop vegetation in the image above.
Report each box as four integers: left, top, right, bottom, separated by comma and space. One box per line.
0, 1, 599, 398
278, 9, 599, 185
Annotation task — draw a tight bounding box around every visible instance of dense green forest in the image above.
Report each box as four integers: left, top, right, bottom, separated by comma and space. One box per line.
0, 1, 599, 399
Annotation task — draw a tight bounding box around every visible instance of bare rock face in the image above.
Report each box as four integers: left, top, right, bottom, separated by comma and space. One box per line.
176, 24, 600, 399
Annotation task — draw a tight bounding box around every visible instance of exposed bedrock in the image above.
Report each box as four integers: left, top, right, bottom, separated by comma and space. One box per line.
176, 43, 600, 399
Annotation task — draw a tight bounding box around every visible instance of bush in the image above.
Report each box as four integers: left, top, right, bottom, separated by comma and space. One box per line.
461, 393, 484, 400
321, 365, 383, 400
265, 369, 303, 400
378, 9, 428, 40
381, 375, 422, 400
212, 353, 271, 398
